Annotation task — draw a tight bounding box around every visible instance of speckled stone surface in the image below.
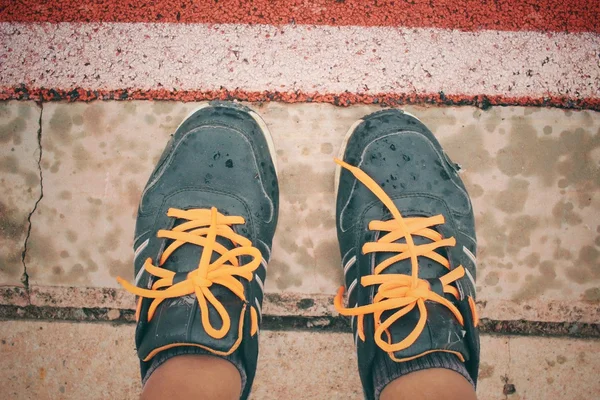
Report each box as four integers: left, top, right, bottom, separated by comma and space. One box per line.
1, 0, 598, 33
1, 320, 599, 400
0, 101, 41, 286
1, 23, 598, 106
17, 102, 600, 323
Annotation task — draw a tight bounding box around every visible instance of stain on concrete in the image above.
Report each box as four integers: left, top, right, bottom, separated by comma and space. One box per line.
269, 259, 303, 290
25, 232, 60, 281
49, 161, 61, 174
513, 260, 561, 300
65, 230, 78, 243
484, 111, 502, 133
99, 229, 119, 255
320, 143, 333, 155
507, 271, 519, 283
496, 119, 599, 203
72, 114, 84, 126
107, 256, 133, 279
314, 240, 343, 284
58, 191, 72, 201
484, 271, 500, 286
0, 116, 25, 145
467, 183, 484, 198
478, 362, 495, 380
279, 163, 333, 195
552, 240, 573, 260
495, 178, 529, 213
82, 103, 106, 136
123, 102, 137, 114
86, 197, 103, 206
556, 127, 600, 208
0, 249, 23, 279
48, 107, 73, 140
151, 101, 176, 115
552, 201, 582, 226
566, 246, 600, 283
0, 155, 19, 173
0, 202, 26, 240
77, 249, 97, 271
125, 180, 142, 210
507, 215, 539, 253
304, 208, 335, 230
421, 112, 457, 135
583, 288, 600, 302
0, 155, 38, 188
72, 144, 93, 171
442, 124, 492, 171
477, 212, 507, 259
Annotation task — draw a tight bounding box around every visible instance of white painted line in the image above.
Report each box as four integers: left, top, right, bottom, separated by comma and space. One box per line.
1, 23, 597, 99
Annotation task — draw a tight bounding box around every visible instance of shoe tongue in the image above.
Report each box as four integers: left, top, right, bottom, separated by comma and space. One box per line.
372, 215, 470, 362
161, 219, 236, 274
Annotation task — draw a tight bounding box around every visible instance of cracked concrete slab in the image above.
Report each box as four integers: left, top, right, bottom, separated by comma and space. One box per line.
1, 320, 599, 400
20, 101, 600, 323
0, 101, 41, 286
25, 101, 186, 286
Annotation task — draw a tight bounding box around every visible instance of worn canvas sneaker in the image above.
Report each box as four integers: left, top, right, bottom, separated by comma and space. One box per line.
117, 101, 278, 399
333, 109, 480, 399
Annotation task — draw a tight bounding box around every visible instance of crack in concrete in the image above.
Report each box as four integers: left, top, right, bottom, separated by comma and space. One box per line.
20, 103, 44, 292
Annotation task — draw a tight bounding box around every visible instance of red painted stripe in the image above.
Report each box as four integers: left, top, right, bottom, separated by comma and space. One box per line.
2, 86, 599, 111
0, 0, 598, 33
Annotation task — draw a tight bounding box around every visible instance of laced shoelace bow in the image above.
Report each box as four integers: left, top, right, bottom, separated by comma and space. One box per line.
117, 207, 261, 340
333, 159, 466, 357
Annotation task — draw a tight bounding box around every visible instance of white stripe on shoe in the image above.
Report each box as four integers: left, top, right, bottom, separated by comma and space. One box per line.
343, 255, 356, 277
255, 274, 265, 294
133, 238, 150, 285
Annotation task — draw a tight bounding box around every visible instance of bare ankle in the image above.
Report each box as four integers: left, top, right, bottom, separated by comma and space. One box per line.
141, 355, 242, 400
380, 368, 477, 400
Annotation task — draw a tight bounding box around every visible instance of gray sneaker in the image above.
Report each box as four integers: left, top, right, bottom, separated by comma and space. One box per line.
334, 109, 480, 398
118, 101, 278, 399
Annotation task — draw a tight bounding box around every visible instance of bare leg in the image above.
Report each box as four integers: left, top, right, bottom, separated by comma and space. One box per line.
141, 355, 242, 400
380, 368, 477, 400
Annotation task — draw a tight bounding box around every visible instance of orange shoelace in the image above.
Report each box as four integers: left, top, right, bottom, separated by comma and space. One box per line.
333, 159, 466, 357
117, 207, 261, 340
